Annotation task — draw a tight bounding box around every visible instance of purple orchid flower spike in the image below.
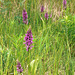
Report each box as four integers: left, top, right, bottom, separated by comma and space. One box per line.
16, 59, 23, 73
41, 5, 44, 12
22, 9, 28, 24
24, 26, 33, 51
63, 0, 67, 9
45, 12, 49, 20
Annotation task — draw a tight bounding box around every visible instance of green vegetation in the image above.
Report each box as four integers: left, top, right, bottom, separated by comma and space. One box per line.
0, 0, 75, 75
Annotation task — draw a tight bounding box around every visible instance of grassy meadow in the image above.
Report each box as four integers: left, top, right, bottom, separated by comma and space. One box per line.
0, 0, 75, 75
